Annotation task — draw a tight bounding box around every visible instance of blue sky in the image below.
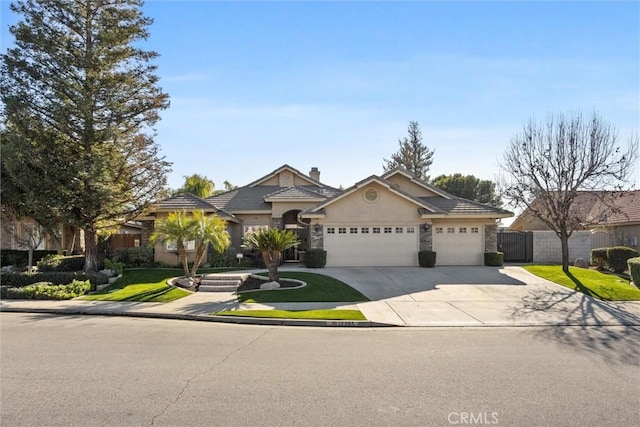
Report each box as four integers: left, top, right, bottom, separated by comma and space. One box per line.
1, 0, 639, 192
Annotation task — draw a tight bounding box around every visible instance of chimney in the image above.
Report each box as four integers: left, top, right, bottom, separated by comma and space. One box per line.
310, 167, 320, 182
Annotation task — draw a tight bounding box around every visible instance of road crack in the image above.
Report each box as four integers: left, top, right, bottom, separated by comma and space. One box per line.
149, 327, 273, 425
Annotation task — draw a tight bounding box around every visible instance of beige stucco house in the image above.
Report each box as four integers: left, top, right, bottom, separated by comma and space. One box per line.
142, 165, 513, 267
510, 190, 640, 251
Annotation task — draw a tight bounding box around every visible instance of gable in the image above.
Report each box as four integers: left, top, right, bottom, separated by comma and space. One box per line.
322, 182, 422, 223
385, 174, 443, 198
249, 165, 319, 188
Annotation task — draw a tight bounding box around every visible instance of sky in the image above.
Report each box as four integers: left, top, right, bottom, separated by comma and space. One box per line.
1, 0, 639, 194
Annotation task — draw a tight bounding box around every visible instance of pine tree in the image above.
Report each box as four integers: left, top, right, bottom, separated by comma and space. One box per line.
383, 121, 435, 181
1, 0, 171, 271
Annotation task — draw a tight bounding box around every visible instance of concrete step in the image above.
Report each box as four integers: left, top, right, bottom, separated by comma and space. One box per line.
200, 279, 242, 286
198, 284, 239, 292
201, 274, 248, 281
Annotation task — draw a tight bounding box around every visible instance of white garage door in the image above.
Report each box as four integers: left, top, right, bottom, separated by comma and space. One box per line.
432, 225, 484, 265
324, 225, 419, 267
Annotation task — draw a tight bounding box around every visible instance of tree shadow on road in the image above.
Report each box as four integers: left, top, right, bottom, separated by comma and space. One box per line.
512, 288, 640, 365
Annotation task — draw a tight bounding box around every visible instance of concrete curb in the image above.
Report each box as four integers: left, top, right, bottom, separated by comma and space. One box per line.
3, 306, 639, 327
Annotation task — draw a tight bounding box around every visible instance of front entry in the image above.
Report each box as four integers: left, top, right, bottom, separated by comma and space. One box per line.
282, 210, 307, 262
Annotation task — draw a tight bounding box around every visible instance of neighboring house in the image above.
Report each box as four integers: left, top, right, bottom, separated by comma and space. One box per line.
143, 165, 512, 267
509, 190, 640, 262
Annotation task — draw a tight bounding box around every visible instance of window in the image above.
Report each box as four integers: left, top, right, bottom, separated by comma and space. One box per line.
384, 227, 392, 234
350, 227, 358, 234
395, 227, 403, 234
447, 227, 455, 234
327, 227, 335, 234
471, 227, 479, 234
372, 227, 381, 234
361, 227, 369, 234
166, 240, 195, 251
435, 227, 443, 234
338, 227, 346, 234
459, 227, 467, 233
407, 227, 415, 233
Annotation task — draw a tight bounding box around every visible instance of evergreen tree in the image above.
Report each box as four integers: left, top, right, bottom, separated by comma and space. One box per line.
383, 121, 435, 181
431, 174, 501, 206
1, 0, 171, 271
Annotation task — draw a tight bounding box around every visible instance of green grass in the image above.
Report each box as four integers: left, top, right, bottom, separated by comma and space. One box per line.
215, 309, 367, 321
523, 265, 640, 301
238, 272, 370, 303
81, 269, 191, 302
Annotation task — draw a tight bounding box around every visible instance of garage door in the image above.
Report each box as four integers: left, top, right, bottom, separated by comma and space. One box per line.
432, 225, 483, 265
324, 225, 419, 267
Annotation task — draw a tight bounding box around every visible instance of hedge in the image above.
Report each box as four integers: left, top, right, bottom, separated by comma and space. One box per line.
1, 280, 91, 300
590, 248, 608, 270
484, 252, 504, 267
418, 250, 437, 268
37, 254, 86, 272
0, 250, 58, 267
606, 246, 639, 274
304, 249, 327, 268
0, 271, 107, 289
628, 257, 640, 287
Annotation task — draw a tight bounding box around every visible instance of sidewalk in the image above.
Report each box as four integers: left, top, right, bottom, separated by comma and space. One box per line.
2, 266, 639, 327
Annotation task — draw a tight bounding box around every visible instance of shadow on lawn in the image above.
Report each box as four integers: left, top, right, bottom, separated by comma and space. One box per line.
512, 286, 640, 365
118, 286, 177, 302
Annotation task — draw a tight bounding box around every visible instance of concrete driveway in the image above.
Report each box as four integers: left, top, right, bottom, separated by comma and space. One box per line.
291, 266, 640, 327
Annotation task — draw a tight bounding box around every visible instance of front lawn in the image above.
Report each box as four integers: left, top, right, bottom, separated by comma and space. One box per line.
215, 309, 367, 321
523, 265, 640, 301
82, 269, 191, 303
238, 272, 370, 303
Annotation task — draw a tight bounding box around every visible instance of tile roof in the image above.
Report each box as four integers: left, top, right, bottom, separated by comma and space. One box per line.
586, 191, 640, 225
209, 185, 339, 212
421, 197, 513, 216
154, 193, 238, 221
264, 186, 327, 200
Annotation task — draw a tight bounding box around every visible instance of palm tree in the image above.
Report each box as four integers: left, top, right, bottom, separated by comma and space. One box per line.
189, 211, 230, 277
150, 210, 197, 277
244, 228, 299, 282
177, 174, 215, 198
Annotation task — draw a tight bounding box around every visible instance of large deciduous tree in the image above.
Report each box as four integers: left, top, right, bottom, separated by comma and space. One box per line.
1, 0, 171, 271
498, 111, 638, 272
432, 174, 501, 206
383, 121, 435, 181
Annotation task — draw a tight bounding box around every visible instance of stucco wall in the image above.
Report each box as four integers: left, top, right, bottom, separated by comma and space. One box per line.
322, 183, 421, 224
532, 230, 591, 263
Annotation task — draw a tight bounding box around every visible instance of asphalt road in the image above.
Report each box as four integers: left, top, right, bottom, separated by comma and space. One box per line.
1, 314, 639, 427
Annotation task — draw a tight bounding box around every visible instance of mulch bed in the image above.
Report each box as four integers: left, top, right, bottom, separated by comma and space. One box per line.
237, 275, 302, 291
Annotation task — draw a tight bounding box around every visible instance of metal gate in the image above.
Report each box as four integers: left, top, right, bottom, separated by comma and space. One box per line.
497, 231, 533, 262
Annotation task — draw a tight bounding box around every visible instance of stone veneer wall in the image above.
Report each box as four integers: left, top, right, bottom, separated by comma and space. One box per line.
271, 217, 283, 229
310, 224, 324, 250
140, 220, 154, 247
419, 225, 432, 251
484, 224, 498, 252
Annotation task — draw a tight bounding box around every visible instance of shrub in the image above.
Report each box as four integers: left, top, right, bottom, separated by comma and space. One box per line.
0, 271, 107, 289
1, 279, 90, 300
103, 258, 124, 275
418, 250, 437, 268
590, 248, 609, 270
111, 246, 154, 267
209, 247, 240, 268
628, 257, 640, 287
0, 250, 58, 268
37, 255, 85, 272
484, 252, 504, 267
305, 249, 327, 268
606, 246, 639, 274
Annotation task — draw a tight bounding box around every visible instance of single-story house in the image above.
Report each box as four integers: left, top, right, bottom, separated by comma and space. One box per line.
510, 191, 640, 251
141, 165, 513, 267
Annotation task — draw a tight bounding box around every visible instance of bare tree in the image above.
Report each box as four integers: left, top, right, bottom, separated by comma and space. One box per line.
498, 111, 638, 272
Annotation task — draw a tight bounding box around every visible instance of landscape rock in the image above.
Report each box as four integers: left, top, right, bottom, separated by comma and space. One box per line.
177, 277, 198, 289
260, 281, 281, 290
573, 258, 589, 268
